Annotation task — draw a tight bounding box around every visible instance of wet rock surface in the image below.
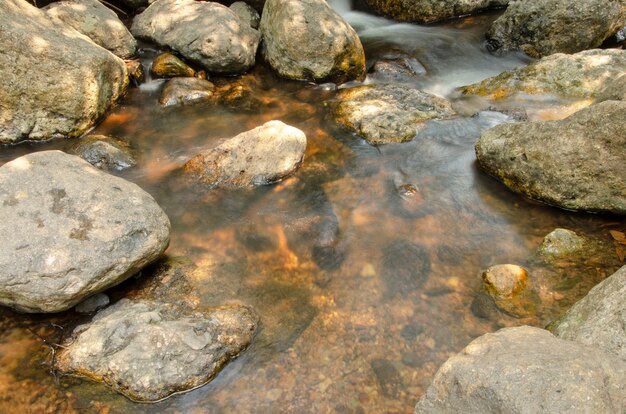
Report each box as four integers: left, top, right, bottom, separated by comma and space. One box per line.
329, 84, 455, 145
551, 265, 626, 362
131, 0, 260, 74
415, 326, 626, 413
55, 298, 258, 402
0, 0, 128, 143
69, 135, 137, 172
368, 55, 426, 83
183, 121, 307, 188
475, 100, 626, 214
151, 52, 196, 78
487, 0, 626, 57
159, 78, 216, 107
365, 0, 509, 23
460, 49, 626, 103
0, 151, 170, 313
44, 0, 137, 59
260, 0, 366, 84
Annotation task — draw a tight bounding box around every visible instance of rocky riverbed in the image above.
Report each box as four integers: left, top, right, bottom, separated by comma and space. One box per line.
0, 0, 624, 412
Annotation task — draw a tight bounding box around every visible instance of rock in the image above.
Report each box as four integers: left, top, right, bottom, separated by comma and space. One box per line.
55, 298, 258, 401
481, 264, 536, 318
131, 0, 260, 74
230, 1, 260, 29
69, 135, 137, 172
415, 326, 626, 413
368, 56, 426, 83
151, 52, 196, 78
159, 78, 216, 107
44, 0, 137, 59
329, 84, 455, 145
380, 239, 431, 297
537, 229, 586, 261
260, 0, 366, 84
75, 293, 110, 314
487, 0, 626, 58
550, 265, 626, 362
482, 264, 527, 298
183, 121, 307, 188
126, 59, 146, 86
365, 0, 509, 24
475, 100, 626, 214
0, 0, 128, 144
371, 359, 403, 398
460, 49, 626, 103
0, 151, 170, 313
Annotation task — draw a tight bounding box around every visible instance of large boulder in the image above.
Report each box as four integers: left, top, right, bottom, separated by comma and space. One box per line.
0, 151, 170, 313
415, 326, 626, 413
551, 265, 626, 362
328, 83, 455, 145
487, 0, 626, 58
55, 299, 258, 401
131, 0, 260, 74
44, 0, 137, 59
475, 100, 626, 214
0, 0, 128, 144
365, 0, 509, 24
183, 121, 307, 188
260, 0, 366, 84
460, 49, 626, 103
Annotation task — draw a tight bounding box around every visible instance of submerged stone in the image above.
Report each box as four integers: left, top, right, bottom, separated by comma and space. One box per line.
151, 52, 196, 78
183, 121, 307, 188
55, 299, 258, 401
415, 326, 626, 413
69, 135, 137, 172
0, 151, 170, 313
381, 239, 431, 297
481, 264, 536, 318
475, 100, 626, 214
329, 84, 455, 145
537, 229, 587, 261
159, 78, 216, 107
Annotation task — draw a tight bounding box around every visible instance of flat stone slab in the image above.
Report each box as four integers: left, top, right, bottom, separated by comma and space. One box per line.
55, 298, 258, 401
0, 151, 170, 313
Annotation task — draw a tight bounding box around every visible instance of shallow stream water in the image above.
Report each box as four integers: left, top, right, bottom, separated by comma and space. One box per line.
0, 2, 623, 413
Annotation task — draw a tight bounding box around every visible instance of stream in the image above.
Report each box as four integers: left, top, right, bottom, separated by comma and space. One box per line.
0, 2, 623, 413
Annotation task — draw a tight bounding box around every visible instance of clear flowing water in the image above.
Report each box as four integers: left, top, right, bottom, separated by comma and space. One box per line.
0, 3, 623, 413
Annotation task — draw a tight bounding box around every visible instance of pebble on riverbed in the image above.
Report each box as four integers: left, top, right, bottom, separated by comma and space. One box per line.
481, 264, 539, 318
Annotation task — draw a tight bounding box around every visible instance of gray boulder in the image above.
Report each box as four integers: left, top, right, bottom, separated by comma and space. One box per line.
551, 265, 626, 362
0, 151, 170, 313
69, 135, 137, 172
44, 0, 137, 59
328, 83, 455, 145
475, 100, 626, 214
487, 0, 626, 57
230, 1, 260, 29
460, 49, 626, 103
415, 326, 626, 413
55, 298, 258, 401
365, 0, 509, 24
0, 0, 128, 144
260, 0, 366, 84
183, 121, 307, 188
131, 0, 260, 74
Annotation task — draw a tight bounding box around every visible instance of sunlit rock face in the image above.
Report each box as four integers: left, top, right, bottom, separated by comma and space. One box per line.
44, 0, 137, 59
328, 83, 455, 145
0, 0, 128, 144
183, 121, 307, 188
365, 0, 509, 23
0, 151, 170, 313
487, 0, 626, 57
415, 326, 626, 413
260, 0, 366, 84
131, 0, 260, 74
55, 299, 258, 401
460, 49, 626, 104
475, 100, 626, 215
